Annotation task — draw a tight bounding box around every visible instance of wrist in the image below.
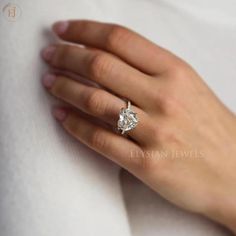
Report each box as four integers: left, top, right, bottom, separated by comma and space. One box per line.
204, 190, 236, 233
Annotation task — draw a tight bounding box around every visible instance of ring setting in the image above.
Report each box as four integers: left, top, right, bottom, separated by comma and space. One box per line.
117, 100, 138, 134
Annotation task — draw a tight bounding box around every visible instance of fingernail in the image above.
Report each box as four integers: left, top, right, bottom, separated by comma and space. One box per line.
52, 107, 68, 122
42, 73, 57, 89
53, 21, 69, 35
41, 45, 56, 61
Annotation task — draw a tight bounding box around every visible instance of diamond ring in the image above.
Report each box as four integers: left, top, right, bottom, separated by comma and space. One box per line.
117, 100, 138, 135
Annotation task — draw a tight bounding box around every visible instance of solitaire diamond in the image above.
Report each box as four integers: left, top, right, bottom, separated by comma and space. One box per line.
117, 102, 138, 134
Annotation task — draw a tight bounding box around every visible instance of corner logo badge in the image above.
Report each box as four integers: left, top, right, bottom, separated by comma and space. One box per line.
2, 3, 21, 22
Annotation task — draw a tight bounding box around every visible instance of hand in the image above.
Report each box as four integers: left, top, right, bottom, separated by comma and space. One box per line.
41, 20, 236, 232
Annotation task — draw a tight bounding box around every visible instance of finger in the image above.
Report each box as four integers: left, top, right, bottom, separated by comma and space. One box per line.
52, 20, 179, 74
42, 73, 153, 145
52, 106, 145, 171
41, 43, 152, 108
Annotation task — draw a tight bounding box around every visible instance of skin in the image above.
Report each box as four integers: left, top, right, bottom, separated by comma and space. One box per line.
41, 20, 236, 233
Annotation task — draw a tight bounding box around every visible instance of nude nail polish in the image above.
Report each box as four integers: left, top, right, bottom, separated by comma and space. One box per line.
42, 73, 56, 89
41, 45, 56, 61
52, 107, 68, 121
53, 21, 69, 35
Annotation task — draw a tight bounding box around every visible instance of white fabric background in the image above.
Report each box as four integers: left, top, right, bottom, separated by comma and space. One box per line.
0, 0, 235, 235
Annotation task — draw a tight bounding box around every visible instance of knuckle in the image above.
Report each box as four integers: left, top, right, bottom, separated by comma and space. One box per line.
170, 61, 188, 81
128, 146, 173, 183
158, 93, 182, 116
147, 159, 171, 185
89, 53, 114, 79
89, 129, 107, 150
150, 124, 166, 143
149, 121, 175, 144
86, 90, 106, 115
128, 148, 151, 171
106, 25, 131, 51
131, 149, 172, 183
151, 122, 182, 147
131, 147, 168, 176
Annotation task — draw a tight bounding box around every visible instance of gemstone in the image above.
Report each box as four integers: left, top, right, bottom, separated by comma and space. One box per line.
117, 108, 138, 133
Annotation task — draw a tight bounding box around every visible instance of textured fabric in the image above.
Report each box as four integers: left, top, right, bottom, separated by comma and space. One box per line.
0, 0, 235, 235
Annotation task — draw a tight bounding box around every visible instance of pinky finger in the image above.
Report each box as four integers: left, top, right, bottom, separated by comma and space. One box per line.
52, 106, 144, 171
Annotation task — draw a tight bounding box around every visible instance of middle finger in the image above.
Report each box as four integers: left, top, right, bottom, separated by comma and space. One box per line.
41, 44, 152, 108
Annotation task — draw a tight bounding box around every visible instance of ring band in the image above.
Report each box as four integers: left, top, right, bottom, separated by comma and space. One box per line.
117, 100, 138, 135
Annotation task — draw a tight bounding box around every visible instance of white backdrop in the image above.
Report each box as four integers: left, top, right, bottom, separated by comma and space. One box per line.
0, 0, 235, 235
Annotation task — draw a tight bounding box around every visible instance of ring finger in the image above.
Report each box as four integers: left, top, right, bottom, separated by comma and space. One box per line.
42, 73, 153, 145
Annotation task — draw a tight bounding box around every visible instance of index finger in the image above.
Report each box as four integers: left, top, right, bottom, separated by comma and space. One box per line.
52, 20, 178, 75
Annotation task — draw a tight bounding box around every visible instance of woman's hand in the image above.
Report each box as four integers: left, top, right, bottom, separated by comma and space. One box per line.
41, 20, 236, 232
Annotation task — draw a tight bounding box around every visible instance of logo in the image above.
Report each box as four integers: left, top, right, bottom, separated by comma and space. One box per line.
2, 3, 21, 21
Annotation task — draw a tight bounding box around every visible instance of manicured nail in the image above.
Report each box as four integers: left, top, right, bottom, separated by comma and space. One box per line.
41, 45, 56, 61
52, 107, 68, 122
53, 21, 69, 35
42, 73, 57, 89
